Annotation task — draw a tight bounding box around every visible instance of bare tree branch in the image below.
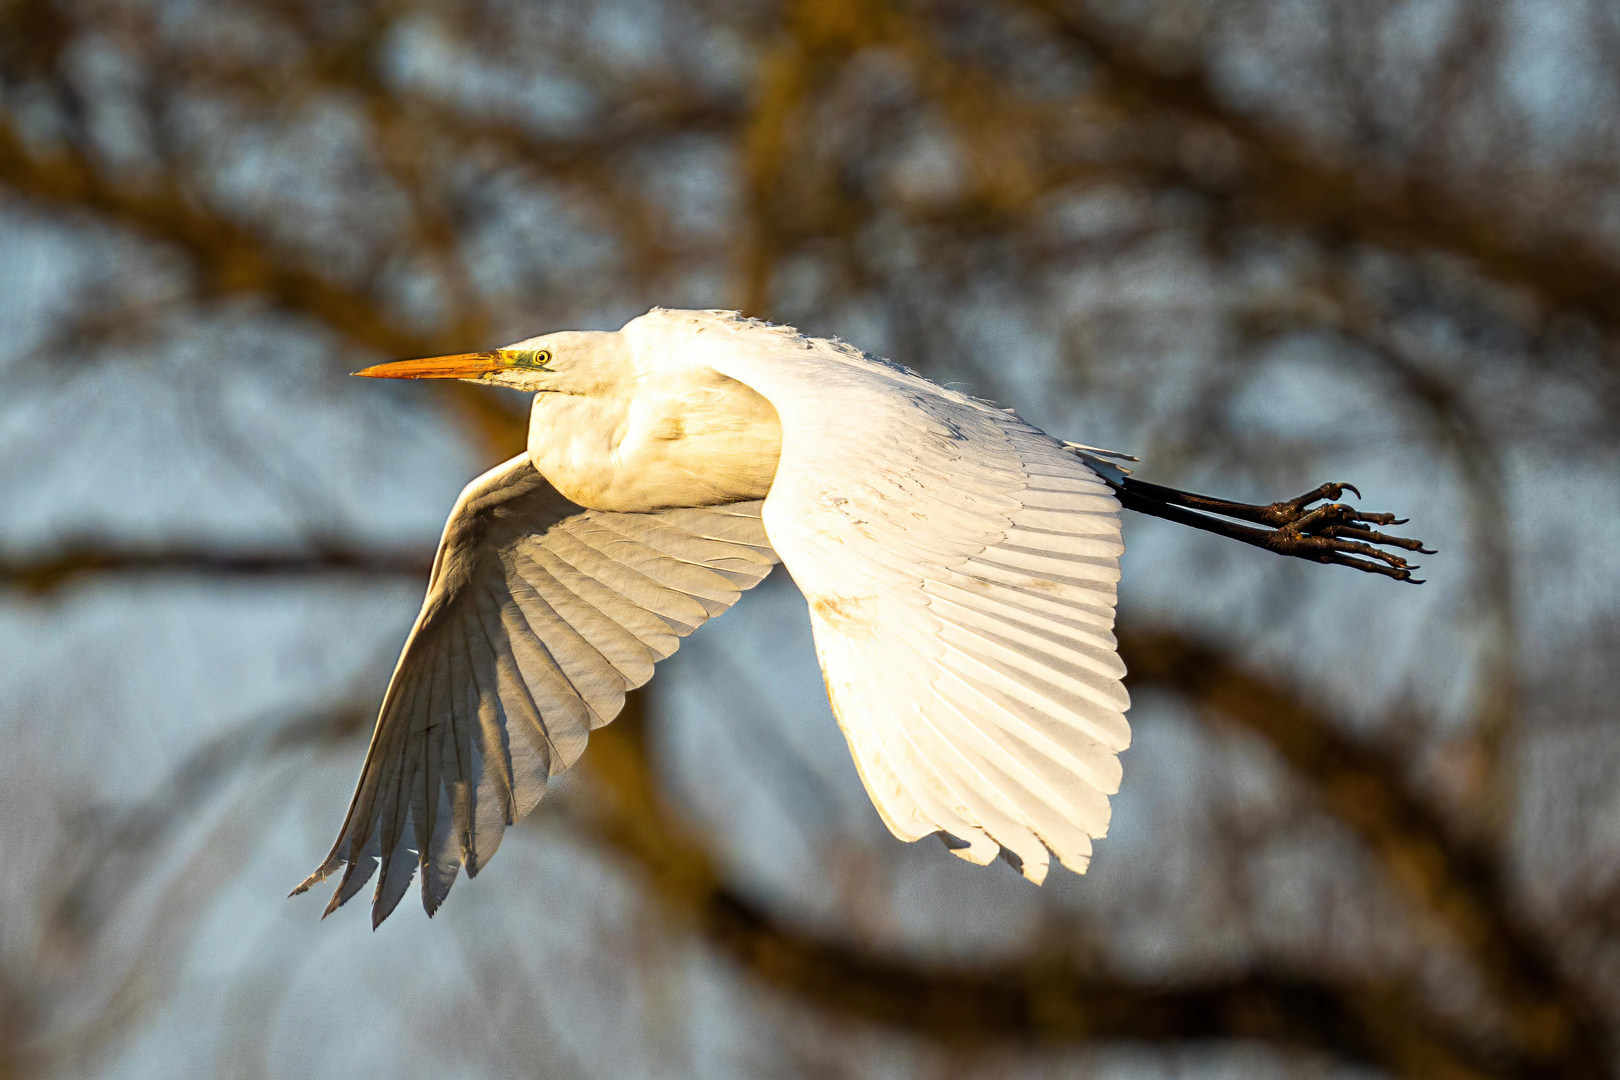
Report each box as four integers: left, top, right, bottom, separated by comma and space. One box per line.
3, 537, 1601, 1070
2, 4, 1615, 1074
34, 669, 1493, 1077
0, 113, 528, 456
574, 697, 1519, 1080
0, 543, 433, 595
6, 535, 1604, 1076
1017, 0, 1620, 339
1119, 629, 1612, 1080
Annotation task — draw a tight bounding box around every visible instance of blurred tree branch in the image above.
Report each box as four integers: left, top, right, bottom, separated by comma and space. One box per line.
36, 665, 1501, 1078
9, 0, 1620, 373
26, 710, 377, 1079
6, 539, 1606, 1075
1238, 274, 1526, 825
0, 118, 424, 354
0, 542, 433, 595
3, 1, 1618, 1075
1119, 629, 1611, 1080
576, 696, 1507, 1080
0, 111, 528, 456
1015, 0, 1620, 341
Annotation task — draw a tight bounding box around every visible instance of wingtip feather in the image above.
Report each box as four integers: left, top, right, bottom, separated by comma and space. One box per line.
289, 872, 323, 899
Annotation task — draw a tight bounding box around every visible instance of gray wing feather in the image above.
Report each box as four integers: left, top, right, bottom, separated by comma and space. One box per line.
295, 454, 778, 924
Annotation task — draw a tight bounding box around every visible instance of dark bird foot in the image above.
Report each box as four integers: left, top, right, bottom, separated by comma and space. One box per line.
1106, 477, 1434, 584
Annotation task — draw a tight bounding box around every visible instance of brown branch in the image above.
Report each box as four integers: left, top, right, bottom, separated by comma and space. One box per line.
0, 124, 418, 356
1118, 629, 1612, 1080
129, 2, 742, 291
577, 697, 1514, 1080
1, 545, 1603, 1073
0, 543, 432, 595
1017, 0, 1620, 336
15, 538, 1591, 1075
46, 668, 1498, 1077
1238, 278, 1525, 823
52, 700, 375, 948
0, 113, 528, 456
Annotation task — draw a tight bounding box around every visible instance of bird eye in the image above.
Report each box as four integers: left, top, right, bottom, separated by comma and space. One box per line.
535, 349, 552, 368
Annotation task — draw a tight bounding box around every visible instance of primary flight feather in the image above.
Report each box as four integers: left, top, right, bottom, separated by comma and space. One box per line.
296, 307, 1427, 925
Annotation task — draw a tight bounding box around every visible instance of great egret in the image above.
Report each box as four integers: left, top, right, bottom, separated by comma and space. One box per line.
295, 308, 1428, 925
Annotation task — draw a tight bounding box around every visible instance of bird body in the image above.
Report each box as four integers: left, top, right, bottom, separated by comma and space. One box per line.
300, 307, 1423, 926
524, 335, 782, 511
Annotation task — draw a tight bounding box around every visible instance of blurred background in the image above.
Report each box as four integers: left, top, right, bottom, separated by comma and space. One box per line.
2, 0, 1619, 1077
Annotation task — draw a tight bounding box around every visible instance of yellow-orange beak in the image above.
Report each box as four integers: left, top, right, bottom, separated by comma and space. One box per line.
352, 352, 512, 380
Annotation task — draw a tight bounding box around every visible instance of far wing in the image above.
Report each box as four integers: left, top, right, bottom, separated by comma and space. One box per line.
699, 313, 1129, 884
295, 454, 778, 925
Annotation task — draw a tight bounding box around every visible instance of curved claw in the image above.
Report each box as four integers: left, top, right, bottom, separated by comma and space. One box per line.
1277, 483, 1430, 581
1113, 474, 1430, 584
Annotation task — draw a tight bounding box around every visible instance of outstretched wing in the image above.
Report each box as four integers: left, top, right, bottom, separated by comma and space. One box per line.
687, 311, 1129, 884
295, 453, 778, 924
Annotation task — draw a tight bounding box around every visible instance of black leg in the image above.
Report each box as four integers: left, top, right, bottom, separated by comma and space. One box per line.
1107, 476, 1434, 584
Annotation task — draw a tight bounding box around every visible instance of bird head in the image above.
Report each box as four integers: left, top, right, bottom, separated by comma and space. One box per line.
353, 330, 629, 395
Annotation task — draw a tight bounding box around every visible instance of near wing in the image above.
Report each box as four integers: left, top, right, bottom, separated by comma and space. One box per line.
295, 454, 778, 925
701, 313, 1130, 884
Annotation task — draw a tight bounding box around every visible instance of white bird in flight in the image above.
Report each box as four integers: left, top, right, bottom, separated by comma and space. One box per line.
295, 309, 1428, 925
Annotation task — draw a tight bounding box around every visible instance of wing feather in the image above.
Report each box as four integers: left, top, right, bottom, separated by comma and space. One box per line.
445, 620, 477, 857
295, 455, 778, 922
496, 590, 597, 758
692, 309, 1132, 882
931, 678, 1108, 850
423, 777, 458, 914
926, 590, 1124, 682
416, 642, 451, 867
524, 544, 683, 656
544, 528, 714, 630
327, 834, 379, 916
501, 574, 627, 726
369, 669, 424, 874
568, 518, 745, 611
372, 828, 416, 927
465, 593, 519, 821
509, 553, 658, 683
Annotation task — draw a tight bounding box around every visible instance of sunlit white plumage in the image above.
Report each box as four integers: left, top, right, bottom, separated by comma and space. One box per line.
296, 308, 1131, 924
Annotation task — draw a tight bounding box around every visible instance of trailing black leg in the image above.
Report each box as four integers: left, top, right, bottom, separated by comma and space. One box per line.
1105, 476, 1433, 584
